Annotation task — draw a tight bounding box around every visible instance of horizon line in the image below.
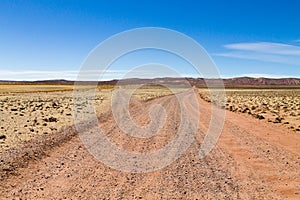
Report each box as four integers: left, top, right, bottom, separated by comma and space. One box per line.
0, 76, 300, 82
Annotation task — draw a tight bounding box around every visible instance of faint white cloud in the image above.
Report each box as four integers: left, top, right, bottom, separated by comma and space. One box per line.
0, 69, 127, 75
0, 70, 129, 81
224, 42, 300, 55
215, 42, 300, 65
0, 70, 76, 76
238, 73, 297, 78
0, 69, 196, 81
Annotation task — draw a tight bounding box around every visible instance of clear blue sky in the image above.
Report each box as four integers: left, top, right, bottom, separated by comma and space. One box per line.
1, 0, 300, 80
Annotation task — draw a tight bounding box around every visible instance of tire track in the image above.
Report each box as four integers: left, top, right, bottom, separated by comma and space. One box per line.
0, 90, 299, 199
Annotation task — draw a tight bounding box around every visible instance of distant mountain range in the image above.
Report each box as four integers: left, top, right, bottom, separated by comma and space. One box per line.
223, 77, 300, 86
0, 77, 300, 87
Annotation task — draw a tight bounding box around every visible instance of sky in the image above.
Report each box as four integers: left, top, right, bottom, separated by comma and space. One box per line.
0, 0, 300, 80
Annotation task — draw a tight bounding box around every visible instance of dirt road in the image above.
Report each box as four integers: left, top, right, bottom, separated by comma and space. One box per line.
1, 90, 300, 199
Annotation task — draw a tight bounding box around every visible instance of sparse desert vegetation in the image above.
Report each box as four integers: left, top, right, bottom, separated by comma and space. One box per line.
0, 84, 185, 152
0, 84, 75, 93
199, 88, 300, 132
1, 85, 299, 153
131, 85, 188, 101
1, 83, 300, 199
0, 88, 111, 152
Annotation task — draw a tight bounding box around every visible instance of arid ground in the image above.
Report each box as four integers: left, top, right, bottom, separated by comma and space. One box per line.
0, 85, 300, 199
199, 89, 300, 132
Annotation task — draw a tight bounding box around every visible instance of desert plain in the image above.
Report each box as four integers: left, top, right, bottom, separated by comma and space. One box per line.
199, 88, 300, 132
0, 83, 299, 199
0, 84, 183, 152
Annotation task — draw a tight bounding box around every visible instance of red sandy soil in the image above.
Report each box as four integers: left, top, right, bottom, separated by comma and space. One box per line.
0, 90, 299, 199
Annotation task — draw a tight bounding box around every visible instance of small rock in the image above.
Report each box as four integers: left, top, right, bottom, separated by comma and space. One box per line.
242, 108, 250, 113
255, 114, 265, 120
43, 117, 58, 122
275, 117, 283, 123
0, 135, 6, 140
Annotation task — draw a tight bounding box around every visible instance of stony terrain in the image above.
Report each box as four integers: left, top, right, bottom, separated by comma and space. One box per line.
199, 89, 300, 132
0, 85, 183, 152
0, 89, 299, 199
0, 90, 110, 152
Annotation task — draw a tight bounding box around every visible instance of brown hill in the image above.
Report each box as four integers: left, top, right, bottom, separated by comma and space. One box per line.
224, 77, 300, 86
0, 77, 299, 88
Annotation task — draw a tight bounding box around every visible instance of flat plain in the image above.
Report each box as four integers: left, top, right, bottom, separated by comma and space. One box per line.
0, 84, 182, 152
0, 85, 110, 151
0, 84, 299, 199
199, 88, 300, 132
